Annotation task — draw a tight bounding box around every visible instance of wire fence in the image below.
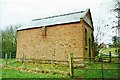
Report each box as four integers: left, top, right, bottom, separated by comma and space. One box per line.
69, 53, 120, 79
3, 53, 120, 79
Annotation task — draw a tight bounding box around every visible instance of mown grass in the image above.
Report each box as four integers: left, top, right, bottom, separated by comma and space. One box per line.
99, 48, 118, 54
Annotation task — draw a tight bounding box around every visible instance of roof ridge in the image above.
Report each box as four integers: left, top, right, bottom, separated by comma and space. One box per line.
32, 11, 84, 21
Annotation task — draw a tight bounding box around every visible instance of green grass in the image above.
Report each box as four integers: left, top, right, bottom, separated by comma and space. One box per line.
1, 59, 120, 78
9, 61, 69, 73
1, 59, 69, 78
99, 48, 118, 54
74, 68, 118, 78
86, 62, 119, 69
74, 62, 119, 78
2, 68, 68, 78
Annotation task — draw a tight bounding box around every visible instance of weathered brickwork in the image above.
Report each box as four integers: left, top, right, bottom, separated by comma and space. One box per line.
82, 21, 94, 59
16, 9, 94, 62
16, 22, 88, 61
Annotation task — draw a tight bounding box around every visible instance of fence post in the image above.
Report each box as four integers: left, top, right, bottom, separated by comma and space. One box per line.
101, 57, 104, 79
24, 55, 26, 69
9, 52, 11, 65
69, 53, 73, 77
10, 52, 11, 59
22, 54, 26, 69
118, 48, 120, 78
109, 51, 111, 63
5, 54, 8, 67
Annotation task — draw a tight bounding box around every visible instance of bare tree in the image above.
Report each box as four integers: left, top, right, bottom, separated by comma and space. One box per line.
111, 0, 120, 55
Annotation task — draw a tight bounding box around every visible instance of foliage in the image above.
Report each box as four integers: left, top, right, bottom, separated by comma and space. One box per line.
111, 0, 120, 49
0, 30, 2, 58
93, 42, 99, 57
1, 25, 22, 58
112, 36, 120, 47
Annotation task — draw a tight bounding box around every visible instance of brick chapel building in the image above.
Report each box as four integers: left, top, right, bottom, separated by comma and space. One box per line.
16, 9, 94, 61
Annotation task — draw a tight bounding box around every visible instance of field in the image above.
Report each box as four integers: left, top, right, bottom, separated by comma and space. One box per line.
1, 59, 120, 79
2, 68, 68, 78
99, 48, 118, 54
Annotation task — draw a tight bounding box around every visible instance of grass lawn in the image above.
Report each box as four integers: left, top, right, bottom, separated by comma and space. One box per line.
1, 59, 69, 78
2, 68, 68, 78
74, 68, 119, 78
99, 48, 118, 54
1, 59, 120, 79
74, 62, 119, 78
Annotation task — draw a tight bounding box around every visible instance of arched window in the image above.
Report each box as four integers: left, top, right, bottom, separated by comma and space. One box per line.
85, 28, 87, 46
91, 33, 94, 48
89, 38, 91, 61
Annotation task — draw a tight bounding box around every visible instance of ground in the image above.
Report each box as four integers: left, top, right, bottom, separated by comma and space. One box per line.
99, 48, 118, 55
0, 59, 119, 79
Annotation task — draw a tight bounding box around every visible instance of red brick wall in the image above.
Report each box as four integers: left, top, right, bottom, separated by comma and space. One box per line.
16, 22, 91, 61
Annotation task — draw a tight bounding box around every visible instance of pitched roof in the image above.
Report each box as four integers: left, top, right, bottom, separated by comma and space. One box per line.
17, 9, 91, 31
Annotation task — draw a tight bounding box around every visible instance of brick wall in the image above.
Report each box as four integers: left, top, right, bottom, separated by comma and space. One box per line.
16, 22, 90, 61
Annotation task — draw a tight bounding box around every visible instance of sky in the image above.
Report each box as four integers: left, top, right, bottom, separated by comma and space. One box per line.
0, 0, 117, 44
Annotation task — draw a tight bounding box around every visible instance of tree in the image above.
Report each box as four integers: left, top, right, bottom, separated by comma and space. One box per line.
112, 35, 119, 47
1, 25, 22, 58
0, 30, 2, 58
94, 19, 105, 57
112, 0, 120, 55
93, 0, 120, 56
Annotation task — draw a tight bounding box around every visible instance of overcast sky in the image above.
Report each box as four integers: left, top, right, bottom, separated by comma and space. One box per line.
0, 0, 117, 44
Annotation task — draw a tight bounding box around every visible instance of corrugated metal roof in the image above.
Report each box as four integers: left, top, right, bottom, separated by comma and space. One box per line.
17, 9, 88, 30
